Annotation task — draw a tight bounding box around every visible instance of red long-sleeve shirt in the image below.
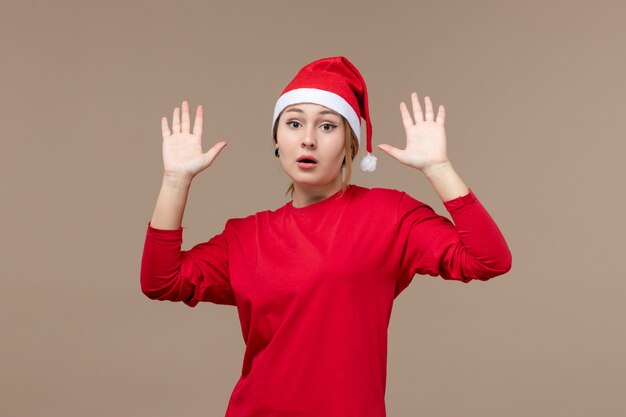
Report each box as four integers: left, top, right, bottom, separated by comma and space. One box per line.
140, 184, 512, 417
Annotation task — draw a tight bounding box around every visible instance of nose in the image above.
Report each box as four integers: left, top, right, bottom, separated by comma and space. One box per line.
301, 126, 317, 149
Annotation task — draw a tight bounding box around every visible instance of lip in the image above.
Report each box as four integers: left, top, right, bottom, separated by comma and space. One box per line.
297, 161, 317, 169
296, 154, 318, 170
297, 154, 318, 163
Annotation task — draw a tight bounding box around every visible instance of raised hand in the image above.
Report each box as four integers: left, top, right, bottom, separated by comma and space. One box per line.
377, 92, 449, 172
161, 100, 227, 180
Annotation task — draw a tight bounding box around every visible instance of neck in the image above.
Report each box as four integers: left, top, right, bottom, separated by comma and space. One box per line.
291, 175, 345, 208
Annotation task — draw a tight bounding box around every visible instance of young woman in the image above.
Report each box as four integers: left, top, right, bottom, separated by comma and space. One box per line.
141, 56, 512, 417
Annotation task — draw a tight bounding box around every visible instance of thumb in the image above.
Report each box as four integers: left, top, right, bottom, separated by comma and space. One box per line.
203, 141, 228, 165
377, 144, 401, 160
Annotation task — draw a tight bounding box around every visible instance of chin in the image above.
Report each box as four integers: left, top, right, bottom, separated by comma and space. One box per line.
283, 164, 343, 188
293, 174, 341, 189
292, 178, 325, 188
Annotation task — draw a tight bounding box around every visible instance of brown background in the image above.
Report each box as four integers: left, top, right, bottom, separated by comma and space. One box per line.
2, 0, 625, 416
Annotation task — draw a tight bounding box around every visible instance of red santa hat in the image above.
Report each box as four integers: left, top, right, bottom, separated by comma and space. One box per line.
271, 56, 377, 172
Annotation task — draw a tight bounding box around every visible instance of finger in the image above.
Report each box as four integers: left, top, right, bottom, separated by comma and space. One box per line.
161, 116, 171, 139
181, 100, 190, 134
424, 96, 434, 121
399, 102, 414, 130
172, 106, 181, 133
436, 104, 445, 125
192, 105, 203, 137
377, 143, 402, 160
411, 92, 424, 123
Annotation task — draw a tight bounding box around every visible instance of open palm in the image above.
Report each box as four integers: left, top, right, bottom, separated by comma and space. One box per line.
378, 92, 449, 171
161, 100, 227, 179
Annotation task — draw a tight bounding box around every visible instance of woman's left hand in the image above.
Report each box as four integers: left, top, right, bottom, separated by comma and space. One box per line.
377, 92, 450, 172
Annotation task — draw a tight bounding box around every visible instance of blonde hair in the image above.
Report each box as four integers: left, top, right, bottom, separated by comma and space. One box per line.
272, 114, 359, 199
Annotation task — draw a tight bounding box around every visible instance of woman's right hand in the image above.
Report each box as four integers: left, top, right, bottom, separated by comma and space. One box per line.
160, 100, 227, 180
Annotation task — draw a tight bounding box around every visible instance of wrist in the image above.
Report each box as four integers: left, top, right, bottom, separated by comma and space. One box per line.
421, 160, 453, 179
421, 161, 470, 202
162, 173, 193, 189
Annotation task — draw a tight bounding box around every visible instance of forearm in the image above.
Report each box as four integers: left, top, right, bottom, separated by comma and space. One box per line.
421, 161, 469, 203
150, 174, 193, 230
440, 189, 513, 277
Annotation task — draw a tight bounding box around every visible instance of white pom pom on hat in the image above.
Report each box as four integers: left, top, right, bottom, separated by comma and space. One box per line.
359, 152, 377, 172
271, 56, 377, 172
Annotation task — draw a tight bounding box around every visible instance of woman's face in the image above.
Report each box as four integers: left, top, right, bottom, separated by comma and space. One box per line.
275, 102, 346, 190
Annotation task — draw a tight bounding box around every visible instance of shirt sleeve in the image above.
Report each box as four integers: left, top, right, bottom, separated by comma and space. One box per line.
394, 188, 512, 297
140, 220, 236, 307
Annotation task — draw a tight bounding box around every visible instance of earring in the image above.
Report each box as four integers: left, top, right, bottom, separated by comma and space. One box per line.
275, 147, 280, 158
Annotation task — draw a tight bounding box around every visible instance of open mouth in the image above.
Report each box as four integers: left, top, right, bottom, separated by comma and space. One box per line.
297, 155, 318, 164
297, 156, 318, 169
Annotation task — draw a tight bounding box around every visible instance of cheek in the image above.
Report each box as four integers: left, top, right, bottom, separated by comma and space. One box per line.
331, 136, 346, 158
275, 130, 292, 149
276, 136, 296, 153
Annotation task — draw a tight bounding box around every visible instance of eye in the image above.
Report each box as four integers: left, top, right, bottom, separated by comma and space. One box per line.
287, 121, 301, 128
321, 123, 337, 131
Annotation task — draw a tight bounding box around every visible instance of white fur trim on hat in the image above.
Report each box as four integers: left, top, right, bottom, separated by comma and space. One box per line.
272, 88, 361, 144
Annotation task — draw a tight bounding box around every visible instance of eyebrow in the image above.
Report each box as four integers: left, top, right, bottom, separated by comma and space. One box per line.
284, 107, 341, 117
